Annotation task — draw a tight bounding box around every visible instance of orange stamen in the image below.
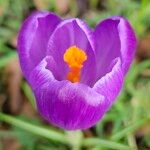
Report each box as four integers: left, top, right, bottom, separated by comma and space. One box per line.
63, 46, 87, 83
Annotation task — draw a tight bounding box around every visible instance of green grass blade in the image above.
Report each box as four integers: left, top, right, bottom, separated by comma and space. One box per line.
82, 138, 130, 150
0, 52, 17, 68
0, 112, 68, 144
111, 118, 149, 141
22, 82, 36, 108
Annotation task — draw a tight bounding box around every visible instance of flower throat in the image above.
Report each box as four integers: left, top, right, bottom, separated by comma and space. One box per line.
63, 46, 87, 83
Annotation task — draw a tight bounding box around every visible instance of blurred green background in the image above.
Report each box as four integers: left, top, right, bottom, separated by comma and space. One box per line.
0, 0, 150, 150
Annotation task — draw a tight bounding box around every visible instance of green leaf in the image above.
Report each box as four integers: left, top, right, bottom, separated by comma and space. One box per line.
22, 82, 36, 108
82, 138, 130, 150
111, 118, 149, 141
0, 52, 17, 68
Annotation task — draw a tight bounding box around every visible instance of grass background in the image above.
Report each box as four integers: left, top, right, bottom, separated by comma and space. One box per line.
0, 0, 150, 150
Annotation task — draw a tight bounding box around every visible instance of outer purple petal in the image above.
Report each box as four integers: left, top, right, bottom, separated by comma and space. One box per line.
17, 11, 61, 80
29, 56, 55, 90
116, 17, 137, 74
47, 19, 96, 86
34, 81, 110, 130
93, 58, 123, 104
94, 17, 136, 80
29, 57, 109, 130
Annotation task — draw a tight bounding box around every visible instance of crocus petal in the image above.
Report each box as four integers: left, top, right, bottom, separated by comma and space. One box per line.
34, 81, 110, 130
17, 11, 61, 80
93, 58, 123, 104
29, 58, 109, 130
116, 17, 137, 74
47, 19, 96, 86
29, 56, 55, 90
94, 17, 136, 80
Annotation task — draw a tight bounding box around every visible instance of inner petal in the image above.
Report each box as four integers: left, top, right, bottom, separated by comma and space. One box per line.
63, 45, 87, 83
46, 19, 97, 86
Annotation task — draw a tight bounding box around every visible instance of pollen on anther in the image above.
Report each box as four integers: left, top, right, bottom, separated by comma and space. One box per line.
63, 46, 87, 82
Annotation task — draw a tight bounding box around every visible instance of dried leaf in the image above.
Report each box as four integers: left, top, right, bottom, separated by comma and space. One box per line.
137, 36, 150, 61
136, 123, 150, 136
56, 0, 70, 14
5, 58, 22, 114
0, 1, 8, 16
1, 137, 22, 150
33, 0, 51, 10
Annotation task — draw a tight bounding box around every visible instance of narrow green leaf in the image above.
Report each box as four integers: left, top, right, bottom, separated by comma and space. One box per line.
0, 52, 17, 68
0, 112, 68, 144
22, 82, 35, 108
111, 118, 149, 141
82, 138, 130, 150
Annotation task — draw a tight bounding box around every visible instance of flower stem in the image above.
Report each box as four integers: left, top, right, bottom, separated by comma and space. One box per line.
65, 131, 83, 150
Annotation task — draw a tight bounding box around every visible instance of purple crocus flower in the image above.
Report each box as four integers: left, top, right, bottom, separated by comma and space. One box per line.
17, 11, 136, 130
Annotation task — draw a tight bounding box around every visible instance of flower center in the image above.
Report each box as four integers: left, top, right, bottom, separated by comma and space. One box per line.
63, 45, 87, 83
